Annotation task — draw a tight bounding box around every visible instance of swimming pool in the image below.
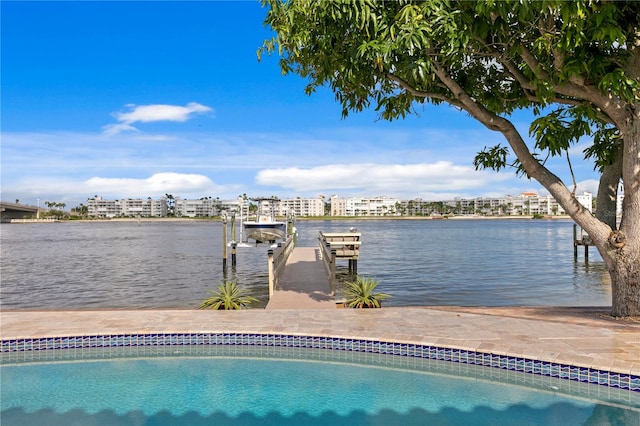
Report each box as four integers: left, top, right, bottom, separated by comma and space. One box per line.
2, 340, 639, 425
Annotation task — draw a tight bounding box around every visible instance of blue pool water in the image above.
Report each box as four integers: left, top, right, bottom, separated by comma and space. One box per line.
2, 348, 638, 425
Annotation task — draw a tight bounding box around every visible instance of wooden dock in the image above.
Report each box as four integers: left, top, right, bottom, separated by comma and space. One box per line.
319, 231, 360, 274
265, 247, 337, 309
265, 231, 361, 309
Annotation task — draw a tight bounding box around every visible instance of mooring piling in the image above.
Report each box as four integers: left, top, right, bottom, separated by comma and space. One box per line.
230, 213, 237, 268
222, 214, 228, 271
573, 223, 592, 261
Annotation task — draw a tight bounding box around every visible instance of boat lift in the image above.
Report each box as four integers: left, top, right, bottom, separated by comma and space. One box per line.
221, 198, 296, 271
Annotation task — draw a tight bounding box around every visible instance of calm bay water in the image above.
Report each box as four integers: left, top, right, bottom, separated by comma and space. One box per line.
0, 219, 610, 309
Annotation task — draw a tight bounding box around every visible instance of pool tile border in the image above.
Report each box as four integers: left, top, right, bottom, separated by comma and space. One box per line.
2, 332, 638, 392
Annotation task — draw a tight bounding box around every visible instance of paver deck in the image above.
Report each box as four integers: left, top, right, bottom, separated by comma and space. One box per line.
1, 307, 638, 376
266, 247, 336, 309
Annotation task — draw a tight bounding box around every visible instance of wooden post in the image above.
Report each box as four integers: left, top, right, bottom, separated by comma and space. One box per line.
287, 216, 296, 246
229, 213, 238, 269
351, 259, 358, 275
222, 215, 228, 271
231, 213, 236, 242
585, 244, 589, 262
268, 249, 275, 297
330, 247, 336, 296
231, 242, 237, 268
573, 223, 578, 261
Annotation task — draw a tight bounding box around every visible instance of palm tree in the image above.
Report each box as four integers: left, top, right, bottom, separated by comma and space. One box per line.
165, 194, 175, 216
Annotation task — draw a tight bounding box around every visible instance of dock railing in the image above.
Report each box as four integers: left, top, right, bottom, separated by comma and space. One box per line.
318, 231, 362, 296
318, 234, 337, 296
267, 235, 295, 297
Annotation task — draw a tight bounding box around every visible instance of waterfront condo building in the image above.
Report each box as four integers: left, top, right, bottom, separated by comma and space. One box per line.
85, 190, 601, 219
330, 195, 400, 216
276, 196, 326, 217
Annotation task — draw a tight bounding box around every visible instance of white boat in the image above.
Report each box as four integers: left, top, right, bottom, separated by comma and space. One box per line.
242, 198, 286, 244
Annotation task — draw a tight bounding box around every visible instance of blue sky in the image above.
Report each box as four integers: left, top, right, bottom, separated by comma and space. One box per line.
1, 1, 600, 209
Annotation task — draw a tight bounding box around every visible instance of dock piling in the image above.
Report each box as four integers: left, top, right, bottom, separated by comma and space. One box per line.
230, 214, 237, 268
267, 249, 275, 297
222, 214, 228, 272
573, 223, 591, 262
330, 248, 336, 296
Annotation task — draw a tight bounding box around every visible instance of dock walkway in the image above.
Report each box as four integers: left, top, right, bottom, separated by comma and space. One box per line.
266, 247, 337, 309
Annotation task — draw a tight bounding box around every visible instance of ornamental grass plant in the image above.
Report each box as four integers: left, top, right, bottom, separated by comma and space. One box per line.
344, 276, 390, 308
199, 281, 258, 310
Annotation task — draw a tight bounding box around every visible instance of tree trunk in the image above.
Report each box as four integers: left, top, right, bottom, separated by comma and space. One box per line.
595, 147, 622, 230
436, 67, 640, 317
607, 248, 640, 317
601, 114, 640, 317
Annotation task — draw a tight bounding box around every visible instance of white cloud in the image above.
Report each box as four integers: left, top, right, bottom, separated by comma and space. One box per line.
116, 102, 212, 123
2, 126, 601, 207
101, 123, 140, 137
256, 162, 513, 197
2, 172, 238, 206
576, 179, 600, 195
102, 102, 213, 135
84, 172, 220, 196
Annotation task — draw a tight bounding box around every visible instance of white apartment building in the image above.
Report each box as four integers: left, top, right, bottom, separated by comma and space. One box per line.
443, 193, 554, 216
85, 189, 609, 219
511, 192, 564, 215
218, 199, 243, 215
174, 197, 223, 217
88, 196, 221, 218
276, 196, 326, 217
442, 192, 593, 216
87, 196, 119, 218
575, 192, 593, 213
87, 197, 167, 218
330, 195, 400, 216
122, 198, 167, 217
330, 196, 347, 216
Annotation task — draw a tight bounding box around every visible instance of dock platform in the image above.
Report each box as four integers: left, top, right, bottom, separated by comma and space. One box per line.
265, 247, 337, 309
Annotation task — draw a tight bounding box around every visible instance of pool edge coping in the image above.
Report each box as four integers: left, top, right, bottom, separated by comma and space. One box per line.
3, 331, 639, 393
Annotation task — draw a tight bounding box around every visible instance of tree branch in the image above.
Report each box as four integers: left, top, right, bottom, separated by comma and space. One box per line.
473, 38, 595, 113
566, 149, 577, 197
519, 43, 551, 81
518, 43, 620, 117
385, 72, 462, 106
473, 36, 537, 93
596, 144, 623, 230
430, 61, 608, 235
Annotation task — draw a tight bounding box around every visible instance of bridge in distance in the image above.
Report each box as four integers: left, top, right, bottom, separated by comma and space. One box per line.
0, 202, 41, 223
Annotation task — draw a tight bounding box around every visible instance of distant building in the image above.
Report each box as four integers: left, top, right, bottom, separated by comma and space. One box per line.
84, 189, 609, 219
329, 195, 347, 216
174, 197, 223, 217
87, 196, 218, 218
617, 181, 624, 216
330, 195, 399, 216
276, 196, 326, 217
574, 192, 593, 213
87, 196, 117, 218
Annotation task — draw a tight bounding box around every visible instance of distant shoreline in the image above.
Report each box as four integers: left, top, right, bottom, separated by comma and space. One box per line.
60, 215, 575, 223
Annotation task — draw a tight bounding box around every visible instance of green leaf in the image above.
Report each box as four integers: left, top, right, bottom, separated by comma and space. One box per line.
473, 145, 509, 171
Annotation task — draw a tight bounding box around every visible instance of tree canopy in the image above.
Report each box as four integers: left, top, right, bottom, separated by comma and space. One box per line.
261, 0, 640, 316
